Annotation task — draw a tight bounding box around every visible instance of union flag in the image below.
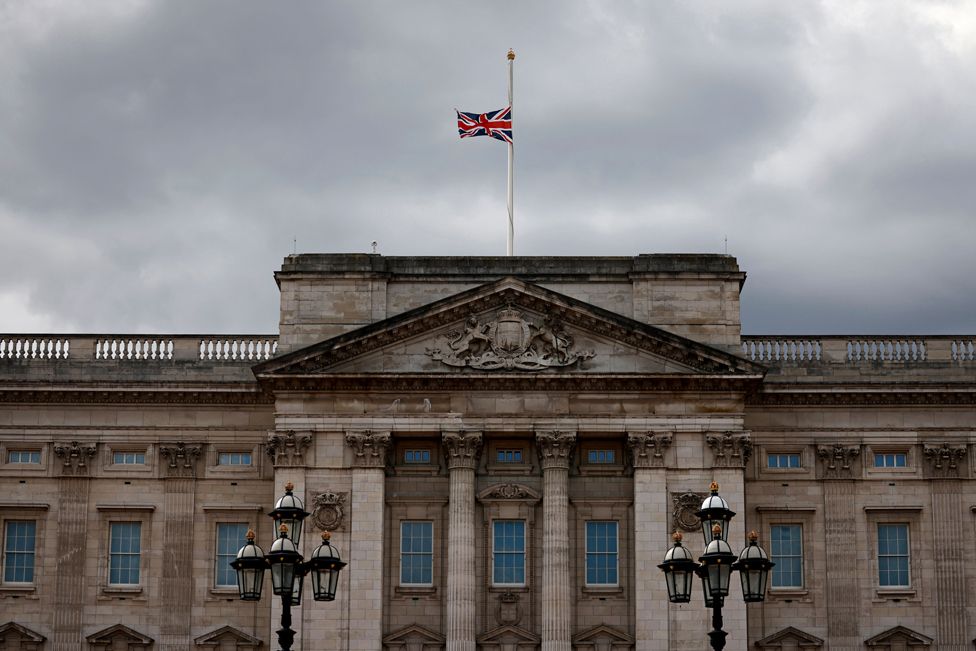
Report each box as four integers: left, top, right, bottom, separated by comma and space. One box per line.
456, 107, 512, 144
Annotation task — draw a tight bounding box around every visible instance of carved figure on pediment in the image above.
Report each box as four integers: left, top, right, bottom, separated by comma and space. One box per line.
705, 432, 752, 467
159, 442, 202, 478
817, 444, 861, 479
267, 430, 313, 467
425, 306, 595, 371
310, 491, 347, 531
628, 432, 672, 468
53, 441, 97, 476
923, 443, 967, 477
486, 483, 530, 499
672, 492, 706, 533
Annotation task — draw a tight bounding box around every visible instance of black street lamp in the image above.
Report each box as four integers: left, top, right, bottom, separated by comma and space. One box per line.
658, 482, 773, 651
231, 482, 348, 651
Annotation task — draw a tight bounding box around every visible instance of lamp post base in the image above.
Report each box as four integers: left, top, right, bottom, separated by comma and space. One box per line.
708, 603, 727, 651
277, 596, 295, 651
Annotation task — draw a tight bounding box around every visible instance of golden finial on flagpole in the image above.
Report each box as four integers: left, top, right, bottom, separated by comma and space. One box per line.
507, 48, 515, 61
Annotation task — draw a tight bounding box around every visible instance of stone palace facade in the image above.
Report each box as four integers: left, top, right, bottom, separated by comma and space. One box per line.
1, 254, 975, 651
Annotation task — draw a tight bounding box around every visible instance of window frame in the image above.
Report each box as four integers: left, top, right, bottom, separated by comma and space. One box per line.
107, 521, 143, 587
864, 506, 922, 601
96, 504, 154, 597
217, 451, 253, 466
767, 453, 802, 469
485, 440, 532, 474
769, 523, 804, 589
112, 451, 146, 465
7, 450, 41, 465
2, 519, 37, 585
399, 521, 434, 587
491, 519, 527, 587
584, 521, 619, 587
876, 523, 910, 588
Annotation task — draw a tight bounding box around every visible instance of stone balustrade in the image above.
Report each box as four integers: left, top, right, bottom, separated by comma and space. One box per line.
742, 335, 976, 365
0, 334, 278, 362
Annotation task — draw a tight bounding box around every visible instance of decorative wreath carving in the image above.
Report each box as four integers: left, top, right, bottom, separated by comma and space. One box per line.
310, 491, 347, 531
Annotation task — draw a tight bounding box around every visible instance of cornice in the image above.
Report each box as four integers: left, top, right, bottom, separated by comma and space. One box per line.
262, 373, 762, 393
749, 387, 976, 407
0, 385, 273, 405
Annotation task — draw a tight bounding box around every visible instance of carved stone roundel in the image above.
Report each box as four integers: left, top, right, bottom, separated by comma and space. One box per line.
672, 492, 705, 533
311, 491, 346, 531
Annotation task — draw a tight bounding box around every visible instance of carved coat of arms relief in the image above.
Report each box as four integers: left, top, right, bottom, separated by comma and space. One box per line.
425, 307, 595, 371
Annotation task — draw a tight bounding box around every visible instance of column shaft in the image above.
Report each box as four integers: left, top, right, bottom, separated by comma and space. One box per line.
444, 431, 482, 651
537, 431, 575, 651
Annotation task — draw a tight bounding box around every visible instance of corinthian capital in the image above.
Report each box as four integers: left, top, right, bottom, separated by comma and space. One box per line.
535, 431, 576, 470
442, 431, 482, 470
344, 430, 391, 468
627, 432, 672, 469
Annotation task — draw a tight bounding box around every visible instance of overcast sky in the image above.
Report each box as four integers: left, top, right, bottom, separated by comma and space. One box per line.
1, 1, 974, 336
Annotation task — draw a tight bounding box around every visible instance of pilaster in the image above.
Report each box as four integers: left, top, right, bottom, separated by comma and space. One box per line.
927, 444, 969, 651
443, 431, 483, 651
627, 432, 671, 651
345, 430, 391, 650
536, 430, 575, 651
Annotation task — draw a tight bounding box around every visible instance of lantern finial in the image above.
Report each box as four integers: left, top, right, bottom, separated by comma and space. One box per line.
279, 524, 289, 535
711, 523, 722, 538
748, 530, 759, 543
246, 529, 255, 542
709, 481, 719, 492
322, 531, 331, 541
284, 481, 294, 492
672, 531, 683, 543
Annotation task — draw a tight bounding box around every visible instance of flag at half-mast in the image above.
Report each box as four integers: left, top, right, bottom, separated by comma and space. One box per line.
456, 107, 512, 144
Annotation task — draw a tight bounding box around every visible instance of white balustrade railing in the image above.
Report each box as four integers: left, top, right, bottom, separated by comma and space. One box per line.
0, 337, 70, 359
95, 338, 174, 360
0, 335, 278, 363
846, 338, 926, 362
198, 338, 277, 361
741, 338, 822, 362
951, 339, 975, 361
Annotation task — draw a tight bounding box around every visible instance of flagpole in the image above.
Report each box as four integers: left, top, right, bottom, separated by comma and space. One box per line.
506, 48, 515, 257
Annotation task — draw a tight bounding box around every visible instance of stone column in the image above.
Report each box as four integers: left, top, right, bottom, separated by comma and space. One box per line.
51, 441, 96, 651
627, 432, 672, 651
345, 430, 391, 651
443, 431, 483, 651
925, 443, 969, 651
158, 442, 203, 651
536, 430, 576, 651
817, 444, 861, 651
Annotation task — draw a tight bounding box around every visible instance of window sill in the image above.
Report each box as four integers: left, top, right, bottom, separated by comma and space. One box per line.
0, 585, 37, 598
488, 585, 528, 593
874, 588, 917, 602
768, 588, 810, 602
102, 586, 144, 597
208, 587, 242, 601
581, 585, 624, 598
578, 466, 625, 477
393, 466, 440, 476
485, 464, 533, 475
395, 585, 437, 598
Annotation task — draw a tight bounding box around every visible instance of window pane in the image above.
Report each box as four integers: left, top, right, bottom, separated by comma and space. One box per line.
109, 522, 141, 585
770, 525, 803, 588
877, 524, 910, 587
587, 449, 616, 464
113, 451, 145, 465
400, 521, 433, 585
215, 523, 249, 587
585, 521, 618, 585
404, 449, 431, 464
3, 521, 36, 583
493, 521, 525, 584
218, 452, 252, 466
496, 449, 523, 463
8, 450, 41, 464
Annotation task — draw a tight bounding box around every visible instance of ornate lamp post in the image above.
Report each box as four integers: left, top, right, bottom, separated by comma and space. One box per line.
231, 482, 347, 651
658, 482, 773, 651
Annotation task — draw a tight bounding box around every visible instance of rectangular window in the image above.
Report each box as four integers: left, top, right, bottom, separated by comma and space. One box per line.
399, 521, 433, 585
7, 450, 41, 464
874, 453, 907, 468
112, 451, 145, 465
215, 523, 249, 588
587, 449, 616, 464
492, 520, 525, 585
767, 453, 801, 469
496, 449, 523, 463
3, 521, 36, 583
770, 525, 803, 588
108, 522, 141, 585
878, 524, 910, 587
585, 521, 618, 585
218, 452, 252, 466
403, 449, 431, 464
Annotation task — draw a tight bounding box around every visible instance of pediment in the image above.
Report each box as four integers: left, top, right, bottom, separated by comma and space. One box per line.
477, 483, 541, 502
865, 625, 933, 647
477, 624, 541, 645
0, 621, 46, 643
755, 626, 824, 648
256, 277, 764, 387
382, 623, 445, 646
194, 625, 262, 647
86, 623, 154, 647
573, 623, 634, 646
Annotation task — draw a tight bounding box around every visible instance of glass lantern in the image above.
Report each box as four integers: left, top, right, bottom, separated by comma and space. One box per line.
696, 482, 735, 545
230, 530, 267, 601
658, 532, 698, 603
269, 482, 311, 546
308, 531, 347, 602
699, 524, 736, 598
267, 525, 302, 597
732, 531, 774, 602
